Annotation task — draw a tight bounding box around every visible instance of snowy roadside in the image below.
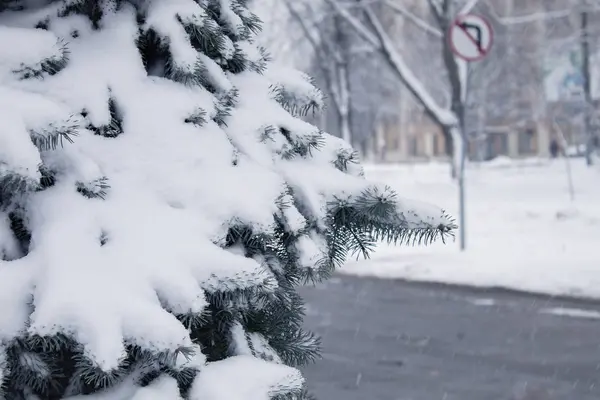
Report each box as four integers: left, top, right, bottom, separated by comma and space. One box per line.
340, 158, 600, 299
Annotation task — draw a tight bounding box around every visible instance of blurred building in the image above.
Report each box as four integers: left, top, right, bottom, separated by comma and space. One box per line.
373, 0, 598, 163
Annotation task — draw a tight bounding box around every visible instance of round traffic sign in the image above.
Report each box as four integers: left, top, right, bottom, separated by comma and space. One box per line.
449, 14, 493, 62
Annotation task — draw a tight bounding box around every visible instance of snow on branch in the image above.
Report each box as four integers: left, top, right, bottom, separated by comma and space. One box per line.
144, 0, 204, 71
427, 0, 444, 18
337, 184, 455, 247
325, 0, 458, 129
265, 65, 324, 116
324, 0, 379, 48
0, 25, 67, 79
189, 356, 304, 400
361, 6, 457, 127
485, 2, 571, 25
459, 0, 481, 15
382, 0, 442, 37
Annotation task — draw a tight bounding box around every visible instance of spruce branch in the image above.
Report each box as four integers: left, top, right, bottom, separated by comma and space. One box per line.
76, 177, 110, 200
234, 6, 262, 36
212, 88, 239, 126
0, 170, 38, 211
177, 311, 210, 332
279, 128, 324, 158
0, 345, 8, 397
9, 351, 61, 396
71, 352, 130, 391
327, 186, 456, 262
13, 39, 69, 80
8, 210, 31, 255
28, 116, 79, 152
332, 148, 360, 173
38, 165, 56, 190
86, 96, 123, 138
270, 83, 322, 118
259, 125, 279, 142
165, 57, 214, 90
165, 366, 197, 395
203, 274, 277, 310
182, 17, 227, 61
247, 47, 271, 74
225, 43, 248, 74
136, 28, 168, 74
273, 388, 318, 400
184, 108, 207, 127
13, 335, 70, 358
206, 0, 242, 40
136, 368, 162, 389
267, 328, 321, 367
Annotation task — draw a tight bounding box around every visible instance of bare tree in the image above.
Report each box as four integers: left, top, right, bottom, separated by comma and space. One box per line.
324, 0, 483, 178
283, 0, 354, 144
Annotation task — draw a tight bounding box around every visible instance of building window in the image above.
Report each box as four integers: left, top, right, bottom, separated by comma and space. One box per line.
518, 128, 535, 155
485, 132, 509, 160
391, 133, 400, 151
409, 136, 418, 156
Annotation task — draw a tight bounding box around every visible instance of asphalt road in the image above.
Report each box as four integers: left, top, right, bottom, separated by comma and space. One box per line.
299, 275, 600, 400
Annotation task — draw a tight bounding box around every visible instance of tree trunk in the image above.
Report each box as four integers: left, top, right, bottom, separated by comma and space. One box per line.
335, 15, 353, 146
581, 6, 594, 166
337, 63, 352, 144
437, 0, 466, 179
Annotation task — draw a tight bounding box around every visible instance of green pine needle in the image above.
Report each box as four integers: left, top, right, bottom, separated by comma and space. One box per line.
13, 39, 70, 80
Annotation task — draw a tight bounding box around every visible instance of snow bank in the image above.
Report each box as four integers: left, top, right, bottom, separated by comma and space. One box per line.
342, 159, 600, 299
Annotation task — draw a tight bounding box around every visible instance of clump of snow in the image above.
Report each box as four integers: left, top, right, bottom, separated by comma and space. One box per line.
229, 321, 253, 356
131, 375, 183, 400
343, 159, 600, 299
248, 332, 283, 363
539, 307, 600, 320
0, 258, 35, 342
218, 0, 243, 36
175, 344, 206, 371
189, 356, 304, 400
0, 25, 63, 79
0, 97, 44, 182
197, 52, 233, 91
144, 0, 202, 71
237, 40, 261, 64
63, 365, 152, 400
466, 298, 496, 307
0, 212, 20, 260
295, 233, 327, 269
279, 193, 307, 234
264, 65, 324, 110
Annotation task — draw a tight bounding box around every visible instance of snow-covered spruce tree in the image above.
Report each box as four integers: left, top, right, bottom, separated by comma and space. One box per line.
0, 1, 454, 399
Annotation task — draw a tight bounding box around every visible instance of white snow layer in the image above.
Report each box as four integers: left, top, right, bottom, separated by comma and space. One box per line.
189, 356, 304, 400
63, 356, 303, 400
539, 307, 600, 320
0, 1, 450, 398
343, 159, 600, 299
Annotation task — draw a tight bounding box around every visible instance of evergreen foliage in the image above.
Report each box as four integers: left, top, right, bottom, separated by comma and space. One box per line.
0, 1, 455, 399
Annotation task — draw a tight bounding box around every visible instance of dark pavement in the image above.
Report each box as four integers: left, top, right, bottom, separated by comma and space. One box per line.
299, 275, 600, 400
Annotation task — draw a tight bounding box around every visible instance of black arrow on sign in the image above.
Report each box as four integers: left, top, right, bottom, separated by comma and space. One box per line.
459, 22, 484, 53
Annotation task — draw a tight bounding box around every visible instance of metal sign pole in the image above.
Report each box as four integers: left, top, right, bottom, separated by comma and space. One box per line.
449, 13, 493, 252
459, 62, 470, 252
459, 163, 466, 251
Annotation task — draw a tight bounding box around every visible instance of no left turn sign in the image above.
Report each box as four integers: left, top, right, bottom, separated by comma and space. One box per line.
449, 14, 493, 62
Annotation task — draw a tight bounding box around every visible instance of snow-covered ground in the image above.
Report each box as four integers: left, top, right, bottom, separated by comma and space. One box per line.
341, 157, 600, 299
